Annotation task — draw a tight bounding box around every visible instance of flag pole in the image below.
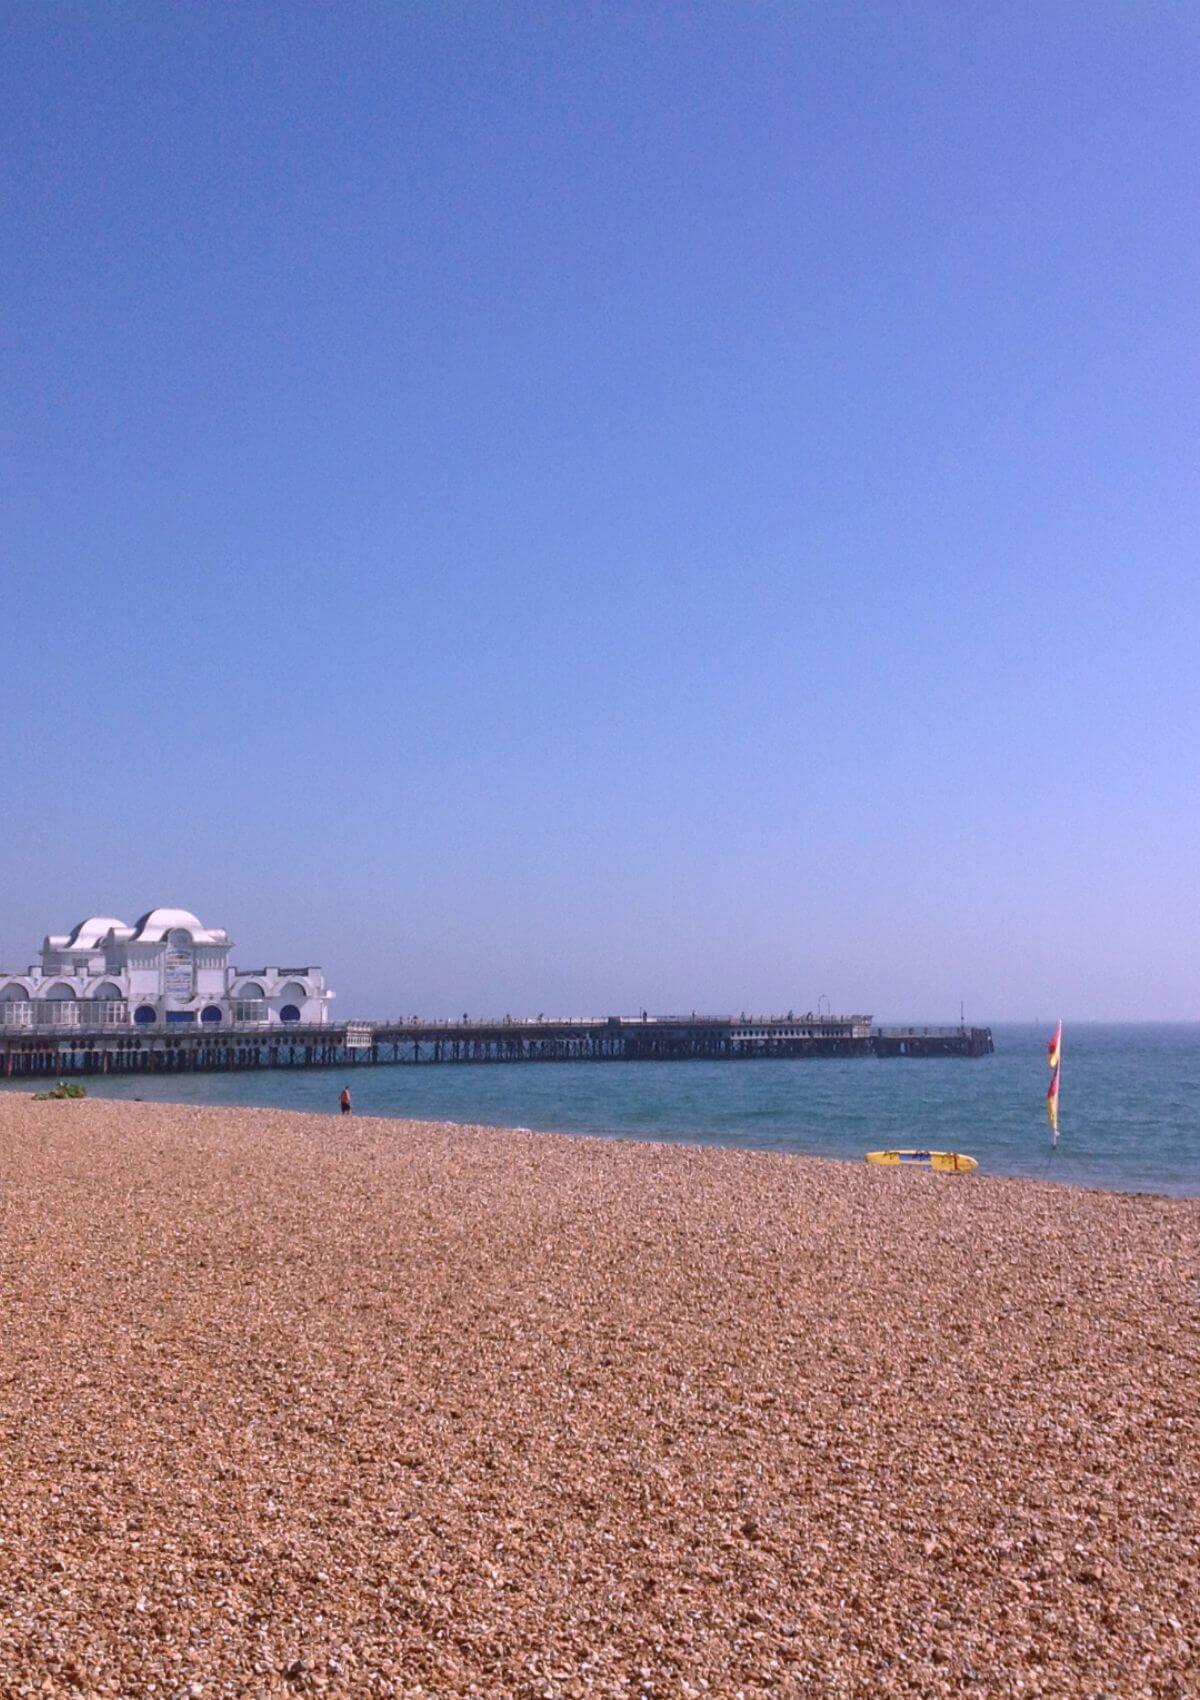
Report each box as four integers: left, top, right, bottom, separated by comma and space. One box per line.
1047, 1020, 1062, 1147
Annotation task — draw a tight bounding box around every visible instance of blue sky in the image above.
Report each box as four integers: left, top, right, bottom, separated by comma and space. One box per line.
2, 2, 1197, 1020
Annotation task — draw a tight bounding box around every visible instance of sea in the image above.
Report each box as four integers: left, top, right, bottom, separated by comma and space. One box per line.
9, 1023, 1198, 1196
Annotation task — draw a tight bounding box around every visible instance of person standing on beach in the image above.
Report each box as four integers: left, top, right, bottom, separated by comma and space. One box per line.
339, 1087, 351, 1117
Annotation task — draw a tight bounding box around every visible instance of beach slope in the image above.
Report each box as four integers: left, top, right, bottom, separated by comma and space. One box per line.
0, 1097, 1196, 1697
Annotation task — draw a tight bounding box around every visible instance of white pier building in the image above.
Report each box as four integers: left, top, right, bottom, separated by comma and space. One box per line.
0, 908, 333, 1031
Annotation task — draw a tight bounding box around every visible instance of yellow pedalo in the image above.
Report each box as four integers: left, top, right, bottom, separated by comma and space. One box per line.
866, 1149, 978, 1173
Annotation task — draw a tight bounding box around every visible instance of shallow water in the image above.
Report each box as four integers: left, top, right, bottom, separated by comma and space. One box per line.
8, 1023, 1198, 1195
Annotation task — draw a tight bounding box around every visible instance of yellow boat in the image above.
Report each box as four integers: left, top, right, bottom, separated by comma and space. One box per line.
866, 1149, 978, 1173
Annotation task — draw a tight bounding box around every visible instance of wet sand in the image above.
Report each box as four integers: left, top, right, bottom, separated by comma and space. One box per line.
0, 1096, 1196, 1697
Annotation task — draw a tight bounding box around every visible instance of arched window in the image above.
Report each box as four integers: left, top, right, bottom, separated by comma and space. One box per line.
234, 984, 267, 1025
0, 984, 32, 1028
280, 1004, 301, 1024
200, 1005, 222, 1025
134, 1005, 157, 1025
91, 982, 123, 1001
45, 983, 76, 1001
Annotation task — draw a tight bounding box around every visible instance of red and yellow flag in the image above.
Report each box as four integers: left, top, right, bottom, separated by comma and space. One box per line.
1046, 1065, 1060, 1139
1046, 1021, 1062, 1143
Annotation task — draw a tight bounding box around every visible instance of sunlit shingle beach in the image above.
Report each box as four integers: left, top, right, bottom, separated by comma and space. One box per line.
2, 1096, 1195, 1697
5, 3, 1200, 1691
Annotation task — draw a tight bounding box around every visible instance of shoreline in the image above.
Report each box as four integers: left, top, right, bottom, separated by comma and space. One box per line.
1, 1094, 1196, 1696
3, 1076, 1197, 1199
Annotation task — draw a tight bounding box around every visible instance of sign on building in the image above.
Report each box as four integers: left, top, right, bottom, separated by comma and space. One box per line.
164, 945, 193, 1000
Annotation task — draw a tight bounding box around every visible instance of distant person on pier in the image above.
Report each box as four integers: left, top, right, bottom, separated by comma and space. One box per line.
339, 1087, 352, 1117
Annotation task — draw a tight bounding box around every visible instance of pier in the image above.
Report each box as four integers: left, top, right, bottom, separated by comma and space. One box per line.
0, 1013, 994, 1079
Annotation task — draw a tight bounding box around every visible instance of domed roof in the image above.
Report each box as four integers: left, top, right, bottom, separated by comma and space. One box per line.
130, 908, 227, 945
64, 916, 128, 949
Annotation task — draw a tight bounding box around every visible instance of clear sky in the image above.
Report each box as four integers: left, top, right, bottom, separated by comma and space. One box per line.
2, 2, 1197, 1021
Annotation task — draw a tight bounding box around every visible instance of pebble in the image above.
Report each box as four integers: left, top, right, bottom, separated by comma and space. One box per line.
0, 1094, 1196, 1697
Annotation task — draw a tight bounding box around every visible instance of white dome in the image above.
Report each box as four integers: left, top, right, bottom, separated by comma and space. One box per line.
130, 908, 226, 944
65, 916, 128, 949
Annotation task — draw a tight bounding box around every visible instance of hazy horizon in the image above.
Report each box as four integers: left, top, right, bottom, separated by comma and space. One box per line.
3, 5, 1197, 1024
0, 891, 1192, 1028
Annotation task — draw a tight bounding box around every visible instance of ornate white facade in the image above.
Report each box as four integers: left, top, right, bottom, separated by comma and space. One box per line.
0, 908, 333, 1031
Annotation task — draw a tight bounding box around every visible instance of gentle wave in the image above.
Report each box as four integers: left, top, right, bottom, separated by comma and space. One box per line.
5, 1023, 1197, 1194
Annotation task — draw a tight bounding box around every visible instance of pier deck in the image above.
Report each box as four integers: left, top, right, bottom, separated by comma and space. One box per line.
0, 1014, 994, 1078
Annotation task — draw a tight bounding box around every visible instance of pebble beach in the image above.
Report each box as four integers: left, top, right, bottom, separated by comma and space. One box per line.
0, 1097, 1196, 1699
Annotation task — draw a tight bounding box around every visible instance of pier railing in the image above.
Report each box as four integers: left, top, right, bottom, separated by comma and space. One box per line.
877, 1026, 975, 1037
0, 1012, 995, 1077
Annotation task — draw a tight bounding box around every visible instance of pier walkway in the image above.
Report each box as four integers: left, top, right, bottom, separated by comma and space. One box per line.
0, 1013, 994, 1079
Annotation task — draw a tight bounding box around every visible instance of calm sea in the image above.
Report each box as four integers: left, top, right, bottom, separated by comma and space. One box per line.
8, 1023, 1197, 1195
